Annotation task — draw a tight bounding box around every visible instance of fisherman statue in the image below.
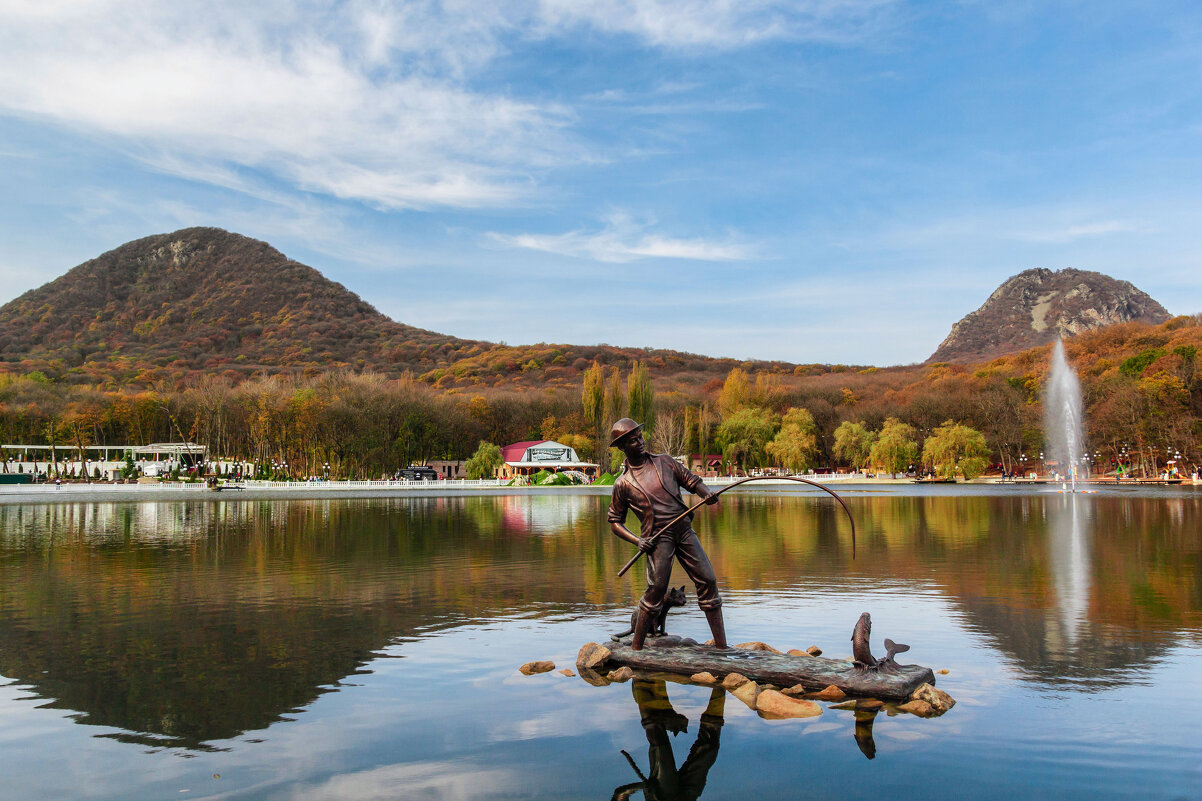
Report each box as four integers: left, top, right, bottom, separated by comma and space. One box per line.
607, 418, 726, 651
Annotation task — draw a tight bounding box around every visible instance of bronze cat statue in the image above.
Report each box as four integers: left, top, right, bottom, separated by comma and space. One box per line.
611, 586, 687, 641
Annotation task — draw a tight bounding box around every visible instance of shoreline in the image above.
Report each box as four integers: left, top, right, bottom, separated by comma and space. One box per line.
1, 475, 1198, 504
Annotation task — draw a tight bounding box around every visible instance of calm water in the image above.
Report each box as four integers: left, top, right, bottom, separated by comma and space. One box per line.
1, 486, 1200, 800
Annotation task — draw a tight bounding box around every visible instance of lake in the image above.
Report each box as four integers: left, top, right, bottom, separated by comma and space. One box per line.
0, 486, 1199, 800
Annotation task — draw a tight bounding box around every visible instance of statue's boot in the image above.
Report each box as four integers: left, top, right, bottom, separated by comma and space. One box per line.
704, 608, 728, 649
631, 608, 654, 651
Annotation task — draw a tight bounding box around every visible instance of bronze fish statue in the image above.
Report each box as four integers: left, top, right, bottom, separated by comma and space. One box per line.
876, 638, 911, 674
851, 612, 876, 668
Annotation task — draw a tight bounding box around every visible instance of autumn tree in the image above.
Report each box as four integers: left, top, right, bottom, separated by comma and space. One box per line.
717, 407, 779, 470
717, 368, 750, 419
832, 420, 876, 471
870, 418, 918, 477
581, 361, 605, 467
465, 441, 503, 479
627, 360, 655, 437
766, 407, 818, 472
922, 420, 991, 479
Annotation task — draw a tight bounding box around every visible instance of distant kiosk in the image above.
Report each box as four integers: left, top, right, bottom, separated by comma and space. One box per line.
499, 440, 599, 480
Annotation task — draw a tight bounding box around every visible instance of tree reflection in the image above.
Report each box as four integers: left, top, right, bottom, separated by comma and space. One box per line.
0, 491, 1198, 750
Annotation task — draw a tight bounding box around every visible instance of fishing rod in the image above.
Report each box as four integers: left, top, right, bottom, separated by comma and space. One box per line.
616, 475, 857, 577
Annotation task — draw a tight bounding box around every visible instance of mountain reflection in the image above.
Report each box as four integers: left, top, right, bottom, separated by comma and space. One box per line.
0, 491, 1199, 749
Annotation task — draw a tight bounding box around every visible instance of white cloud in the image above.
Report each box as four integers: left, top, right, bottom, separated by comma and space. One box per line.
489, 212, 755, 262
536, 0, 899, 48
1013, 219, 1147, 244
0, 1, 572, 210
0, 0, 896, 211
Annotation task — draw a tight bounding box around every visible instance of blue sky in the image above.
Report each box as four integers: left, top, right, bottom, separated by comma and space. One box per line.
2, 1, 1200, 365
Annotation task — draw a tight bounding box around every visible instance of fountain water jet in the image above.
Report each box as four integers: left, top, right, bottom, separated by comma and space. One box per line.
1044, 339, 1086, 491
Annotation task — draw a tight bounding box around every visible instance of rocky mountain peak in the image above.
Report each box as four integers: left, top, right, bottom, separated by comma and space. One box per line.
929, 268, 1169, 362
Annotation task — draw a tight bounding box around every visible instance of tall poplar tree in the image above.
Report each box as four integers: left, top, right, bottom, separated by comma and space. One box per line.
627, 360, 655, 437
581, 361, 605, 468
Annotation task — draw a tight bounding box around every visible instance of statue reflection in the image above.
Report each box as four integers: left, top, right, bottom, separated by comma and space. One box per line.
612, 680, 724, 801
853, 708, 878, 760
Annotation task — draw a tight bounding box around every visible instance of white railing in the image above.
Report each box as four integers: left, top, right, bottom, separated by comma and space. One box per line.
1, 474, 875, 495
237, 478, 510, 490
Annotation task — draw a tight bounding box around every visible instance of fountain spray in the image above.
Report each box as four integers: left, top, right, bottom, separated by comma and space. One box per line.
1044, 339, 1085, 492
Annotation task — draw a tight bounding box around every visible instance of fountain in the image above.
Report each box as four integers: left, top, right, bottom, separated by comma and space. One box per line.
1044, 339, 1085, 491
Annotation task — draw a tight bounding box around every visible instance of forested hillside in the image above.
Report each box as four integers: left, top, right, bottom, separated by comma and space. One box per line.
2, 315, 1197, 479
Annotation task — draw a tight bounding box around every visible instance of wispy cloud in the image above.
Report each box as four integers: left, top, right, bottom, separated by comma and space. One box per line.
488, 213, 755, 262
0, 0, 896, 211
1013, 219, 1147, 244
0, 1, 572, 210
537, 0, 900, 48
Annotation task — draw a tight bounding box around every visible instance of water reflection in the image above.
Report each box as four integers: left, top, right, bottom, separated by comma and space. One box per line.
0, 490, 1199, 752
612, 680, 724, 801
1049, 495, 1091, 652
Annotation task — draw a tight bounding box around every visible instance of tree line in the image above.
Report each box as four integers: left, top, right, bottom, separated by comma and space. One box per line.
2, 315, 1199, 479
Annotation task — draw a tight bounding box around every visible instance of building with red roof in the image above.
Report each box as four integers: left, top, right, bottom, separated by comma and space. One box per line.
499, 440, 599, 480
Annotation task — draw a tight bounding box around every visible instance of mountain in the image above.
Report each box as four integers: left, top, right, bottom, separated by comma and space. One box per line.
0, 228, 483, 384
929, 268, 1170, 363
0, 228, 787, 389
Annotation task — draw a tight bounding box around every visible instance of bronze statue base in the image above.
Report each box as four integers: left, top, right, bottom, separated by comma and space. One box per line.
596, 635, 935, 701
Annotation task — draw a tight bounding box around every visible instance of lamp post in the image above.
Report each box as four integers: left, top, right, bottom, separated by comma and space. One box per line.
323, 462, 330, 481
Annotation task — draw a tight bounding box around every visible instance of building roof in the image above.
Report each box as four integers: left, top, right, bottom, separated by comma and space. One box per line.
501, 440, 547, 462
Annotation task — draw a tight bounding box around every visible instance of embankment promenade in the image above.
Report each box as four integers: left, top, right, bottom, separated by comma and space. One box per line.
2, 473, 1197, 504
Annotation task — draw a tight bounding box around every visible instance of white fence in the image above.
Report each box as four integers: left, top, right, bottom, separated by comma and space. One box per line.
238, 478, 509, 490
1, 474, 871, 496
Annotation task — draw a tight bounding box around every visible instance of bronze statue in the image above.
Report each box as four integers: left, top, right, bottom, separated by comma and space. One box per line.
851, 611, 910, 673
611, 679, 724, 801
851, 612, 876, 668
612, 586, 687, 642
607, 418, 726, 650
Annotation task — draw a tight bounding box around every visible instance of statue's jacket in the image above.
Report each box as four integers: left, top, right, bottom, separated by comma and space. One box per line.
607, 454, 712, 537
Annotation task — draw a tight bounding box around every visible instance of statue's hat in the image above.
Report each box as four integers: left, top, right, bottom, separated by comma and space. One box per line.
609, 418, 644, 447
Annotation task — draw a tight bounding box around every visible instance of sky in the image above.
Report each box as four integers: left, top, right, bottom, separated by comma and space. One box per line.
1, 0, 1201, 366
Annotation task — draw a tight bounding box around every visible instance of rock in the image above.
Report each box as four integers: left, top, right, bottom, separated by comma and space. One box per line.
756, 689, 822, 719
691, 672, 719, 685
806, 645, 822, 657
559, 668, 576, 677
786, 649, 811, 657
856, 698, 883, 710
576, 642, 612, 671
830, 701, 858, 710
721, 673, 750, 690
806, 684, 846, 701
520, 660, 555, 675
731, 681, 760, 708
780, 684, 809, 697
607, 666, 635, 682
898, 700, 935, 717
577, 666, 609, 687
938, 669, 949, 675
910, 683, 956, 713
734, 641, 782, 653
